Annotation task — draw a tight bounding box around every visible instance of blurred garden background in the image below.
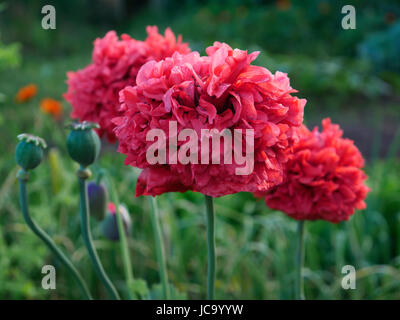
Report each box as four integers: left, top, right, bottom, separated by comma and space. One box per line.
1, 0, 400, 299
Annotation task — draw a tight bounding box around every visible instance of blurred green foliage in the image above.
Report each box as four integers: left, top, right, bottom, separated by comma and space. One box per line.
0, 0, 400, 299
359, 21, 400, 73
0, 1, 20, 71
0, 38, 20, 71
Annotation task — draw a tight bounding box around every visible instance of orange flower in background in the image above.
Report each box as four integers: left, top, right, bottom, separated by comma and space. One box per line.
276, 0, 291, 11
15, 84, 37, 103
40, 98, 63, 120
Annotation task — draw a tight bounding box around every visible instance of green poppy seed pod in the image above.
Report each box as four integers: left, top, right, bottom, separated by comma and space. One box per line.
101, 203, 131, 241
15, 134, 47, 171
66, 122, 101, 167
88, 181, 108, 220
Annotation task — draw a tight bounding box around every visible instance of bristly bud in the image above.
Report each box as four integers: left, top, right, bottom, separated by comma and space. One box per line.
66, 121, 101, 167
88, 181, 108, 220
15, 134, 47, 171
101, 203, 131, 241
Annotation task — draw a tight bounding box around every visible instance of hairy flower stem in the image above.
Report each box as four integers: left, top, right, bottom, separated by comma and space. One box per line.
17, 169, 92, 300
149, 196, 170, 299
296, 220, 305, 300
104, 171, 135, 299
77, 167, 120, 300
205, 195, 216, 300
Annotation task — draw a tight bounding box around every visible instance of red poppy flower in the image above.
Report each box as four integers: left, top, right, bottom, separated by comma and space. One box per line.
64, 27, 190, 142
261, 118, 370, 223
114, 43, 306, 197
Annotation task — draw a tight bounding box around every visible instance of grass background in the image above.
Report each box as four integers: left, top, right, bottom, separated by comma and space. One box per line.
0, 0, 400, 299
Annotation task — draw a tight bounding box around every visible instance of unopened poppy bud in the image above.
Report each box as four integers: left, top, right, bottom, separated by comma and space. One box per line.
66, 121, 101, 167
88, 181, 108, 220
15, 134, 47, 171
101, 203, 131, 241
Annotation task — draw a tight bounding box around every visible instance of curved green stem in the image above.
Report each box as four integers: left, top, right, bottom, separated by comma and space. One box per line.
295, 220, 305, 300
205, 195, 216, 300
149, 196, 170, 299
17, 170, 92, 300
77, 167, 120, 300
104, 171, 135, 299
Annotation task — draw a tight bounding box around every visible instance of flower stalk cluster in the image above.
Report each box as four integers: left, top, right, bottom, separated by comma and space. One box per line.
15, 134, 92, 300
66, 122, 121, 300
